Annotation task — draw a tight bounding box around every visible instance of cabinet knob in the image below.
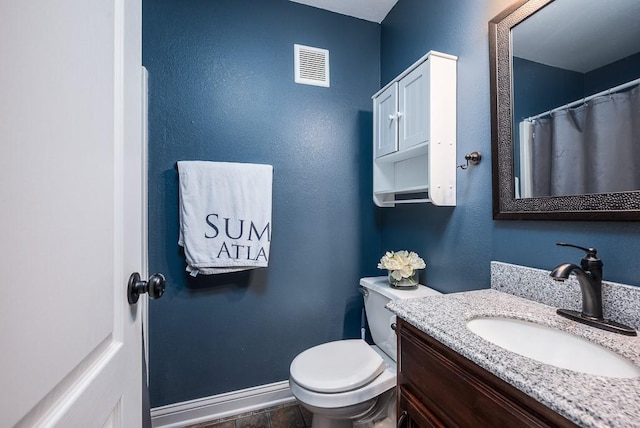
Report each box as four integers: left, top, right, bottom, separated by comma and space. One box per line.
388, 113, 396, 121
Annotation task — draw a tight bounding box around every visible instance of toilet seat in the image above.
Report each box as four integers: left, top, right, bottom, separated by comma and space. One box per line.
289, 344, 397, 409
290, 339, 385, 393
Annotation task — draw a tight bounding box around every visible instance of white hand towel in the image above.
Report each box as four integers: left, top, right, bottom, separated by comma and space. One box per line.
177, 161, 273, 276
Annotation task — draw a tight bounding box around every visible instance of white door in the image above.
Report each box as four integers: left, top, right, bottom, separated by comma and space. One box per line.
0, 0, 145, 427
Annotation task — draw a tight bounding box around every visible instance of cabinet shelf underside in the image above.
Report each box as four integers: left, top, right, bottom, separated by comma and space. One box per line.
375, 142, 428, 164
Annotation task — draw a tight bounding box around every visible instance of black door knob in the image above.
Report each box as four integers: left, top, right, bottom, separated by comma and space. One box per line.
127, 272, 166, 304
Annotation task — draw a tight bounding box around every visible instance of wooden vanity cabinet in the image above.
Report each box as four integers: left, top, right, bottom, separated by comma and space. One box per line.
396, 318, 578, 427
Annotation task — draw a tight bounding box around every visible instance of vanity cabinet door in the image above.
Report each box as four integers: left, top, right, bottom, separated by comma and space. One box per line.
397, 319, 579, 428
399, 389, 445, 428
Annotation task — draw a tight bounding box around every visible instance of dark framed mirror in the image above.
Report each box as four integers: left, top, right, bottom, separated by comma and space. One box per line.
489, 0, 640, 220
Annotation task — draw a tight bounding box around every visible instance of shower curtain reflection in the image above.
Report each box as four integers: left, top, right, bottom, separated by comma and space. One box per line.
519, 85, 640, 198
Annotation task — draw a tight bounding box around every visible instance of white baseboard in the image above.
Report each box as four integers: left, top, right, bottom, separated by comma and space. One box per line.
150, 381, 295, 428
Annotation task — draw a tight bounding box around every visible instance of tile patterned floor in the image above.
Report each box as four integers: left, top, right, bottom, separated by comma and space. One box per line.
187, 401, 312, 428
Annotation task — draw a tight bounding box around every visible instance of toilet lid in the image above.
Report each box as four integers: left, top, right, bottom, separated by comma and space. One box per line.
290, 339, 385, 393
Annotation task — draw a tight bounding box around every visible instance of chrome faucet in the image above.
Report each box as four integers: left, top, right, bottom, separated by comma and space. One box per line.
551, 242, 636, 336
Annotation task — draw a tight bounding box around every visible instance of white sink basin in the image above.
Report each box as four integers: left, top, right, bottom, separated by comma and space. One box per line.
467, 317, 640, 378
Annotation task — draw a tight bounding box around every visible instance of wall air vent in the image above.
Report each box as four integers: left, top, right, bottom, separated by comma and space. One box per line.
294, 44, 330, 88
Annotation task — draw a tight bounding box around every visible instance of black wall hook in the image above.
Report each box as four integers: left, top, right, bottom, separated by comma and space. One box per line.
457, 151, 482, 170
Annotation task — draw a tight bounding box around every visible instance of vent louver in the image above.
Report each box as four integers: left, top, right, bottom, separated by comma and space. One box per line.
294, 44, 330, 88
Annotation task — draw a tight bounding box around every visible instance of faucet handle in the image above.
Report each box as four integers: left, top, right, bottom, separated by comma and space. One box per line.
556, 242, 597, 257
556, 242, 602, 270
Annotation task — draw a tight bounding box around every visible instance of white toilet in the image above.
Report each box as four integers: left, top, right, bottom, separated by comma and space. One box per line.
289, 276, 441, 428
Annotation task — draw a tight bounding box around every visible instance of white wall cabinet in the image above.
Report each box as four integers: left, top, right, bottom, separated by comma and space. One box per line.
372, 51, 457, 207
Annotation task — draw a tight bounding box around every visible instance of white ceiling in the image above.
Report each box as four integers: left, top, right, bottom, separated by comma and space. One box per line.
513, 0, 640, 73
289, 0, 399, 23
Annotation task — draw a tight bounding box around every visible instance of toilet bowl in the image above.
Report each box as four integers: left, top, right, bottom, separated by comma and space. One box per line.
289, 277, 441, 428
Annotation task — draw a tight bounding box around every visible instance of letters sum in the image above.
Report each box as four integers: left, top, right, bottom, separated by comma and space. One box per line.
205, 213, 270, 242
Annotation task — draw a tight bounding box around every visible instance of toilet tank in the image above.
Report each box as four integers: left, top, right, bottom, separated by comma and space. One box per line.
360, 277, 441, 361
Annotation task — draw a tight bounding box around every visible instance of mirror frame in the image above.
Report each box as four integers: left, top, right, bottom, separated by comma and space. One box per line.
489, 0, 640, 221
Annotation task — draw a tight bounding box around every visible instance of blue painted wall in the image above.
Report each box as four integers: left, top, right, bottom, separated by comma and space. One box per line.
585, 52, 640, 94
379, 0, 640, 293
145, 0, 640, 409
143, 0, 380, 407
512, 57, 584, 123
379, 0, 500, 292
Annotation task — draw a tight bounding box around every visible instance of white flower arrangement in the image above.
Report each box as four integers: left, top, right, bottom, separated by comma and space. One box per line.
377, 250, 426, 284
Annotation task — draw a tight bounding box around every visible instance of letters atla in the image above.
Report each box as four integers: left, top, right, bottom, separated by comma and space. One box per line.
204, 214, 270, 262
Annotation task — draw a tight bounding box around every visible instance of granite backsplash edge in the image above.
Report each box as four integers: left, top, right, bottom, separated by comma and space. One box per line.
490, 261, 640, 329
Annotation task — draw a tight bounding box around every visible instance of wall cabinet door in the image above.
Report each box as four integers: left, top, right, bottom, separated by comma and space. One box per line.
374, 82, 398, 158
398, 61, 429, 151
373, 62, 429, 158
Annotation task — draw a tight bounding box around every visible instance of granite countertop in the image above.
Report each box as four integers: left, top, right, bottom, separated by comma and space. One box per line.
387, 289, 640, 428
